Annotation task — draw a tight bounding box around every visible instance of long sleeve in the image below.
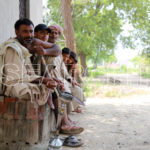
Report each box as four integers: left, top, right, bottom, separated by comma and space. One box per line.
60, 56, 72, 80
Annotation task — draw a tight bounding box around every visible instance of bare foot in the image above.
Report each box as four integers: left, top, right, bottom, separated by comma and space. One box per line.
68, 117, 77, 125
73, 107, 82, 113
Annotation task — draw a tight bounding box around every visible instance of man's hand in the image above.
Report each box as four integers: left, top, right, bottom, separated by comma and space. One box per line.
33, 45, 46, 55
53, 78, 63, 84
71, 79, 81, 87
43, 78, 57, 89
57, 82, 65, 91
24, 42, 46, 55
75, 82, 81, 87
53, 78, 65, 91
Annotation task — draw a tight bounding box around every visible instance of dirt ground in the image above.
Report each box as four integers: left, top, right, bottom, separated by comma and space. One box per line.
65, 95, 150, 150
63, 74, 150, 150
2, 95, 150, 150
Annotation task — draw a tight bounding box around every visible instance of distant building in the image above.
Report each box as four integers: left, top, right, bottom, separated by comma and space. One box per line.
0, 0, 43, 43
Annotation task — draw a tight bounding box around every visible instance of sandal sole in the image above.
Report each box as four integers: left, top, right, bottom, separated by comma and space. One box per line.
60, 127, 84, 134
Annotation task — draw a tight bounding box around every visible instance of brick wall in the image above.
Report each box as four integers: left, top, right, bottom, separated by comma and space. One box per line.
0, 97, 51, 144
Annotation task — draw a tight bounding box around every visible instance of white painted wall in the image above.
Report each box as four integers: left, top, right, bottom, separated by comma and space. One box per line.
29, 0, 43, 26
0, 0, 43, 44
0, 0, 19, 43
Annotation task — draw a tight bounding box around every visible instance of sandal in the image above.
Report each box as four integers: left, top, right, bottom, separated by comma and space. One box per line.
63, 135, 83, 147
60, 125, 84, 134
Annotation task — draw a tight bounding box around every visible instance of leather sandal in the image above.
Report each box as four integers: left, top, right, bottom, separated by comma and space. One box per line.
60, 125, 84, 134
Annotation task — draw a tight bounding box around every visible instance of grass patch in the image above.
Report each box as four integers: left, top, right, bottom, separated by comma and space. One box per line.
105, 89, 122, 98
141, 72, 150, 79
84, 66, 149, 98
83, 78, 102, 97
88, 70, 105, 78
83, 78, 150, 98
88, 66, 138, 78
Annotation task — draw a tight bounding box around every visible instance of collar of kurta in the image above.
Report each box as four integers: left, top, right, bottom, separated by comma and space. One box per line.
0, 37, 32, 60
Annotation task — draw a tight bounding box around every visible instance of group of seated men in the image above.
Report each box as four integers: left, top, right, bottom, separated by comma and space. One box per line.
1, 18, 85, 135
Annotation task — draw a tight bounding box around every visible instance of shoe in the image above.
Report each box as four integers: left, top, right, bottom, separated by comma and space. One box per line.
63, 135, 83, 147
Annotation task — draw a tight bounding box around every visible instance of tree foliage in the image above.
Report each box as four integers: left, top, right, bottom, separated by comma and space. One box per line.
45, 0, 150, 66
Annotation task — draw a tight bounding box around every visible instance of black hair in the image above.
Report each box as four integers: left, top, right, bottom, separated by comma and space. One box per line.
70, 51, 78, 63
14, 18, 34, 30
62, 47, 70, 54
34, 24, 51, 32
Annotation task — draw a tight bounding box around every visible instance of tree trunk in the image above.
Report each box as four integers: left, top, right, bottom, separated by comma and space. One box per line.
60, 0, 76, 52
60, 0, 82, 82
79, 52, 89, 77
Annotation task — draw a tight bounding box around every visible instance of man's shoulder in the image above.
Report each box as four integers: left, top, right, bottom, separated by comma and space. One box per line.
0, 38, 20, 49
0, 38, 31, 59
2, 37, 18, 45
0, 38, 16, 54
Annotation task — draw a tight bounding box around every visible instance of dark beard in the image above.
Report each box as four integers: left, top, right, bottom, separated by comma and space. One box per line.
17, 37, 33, 46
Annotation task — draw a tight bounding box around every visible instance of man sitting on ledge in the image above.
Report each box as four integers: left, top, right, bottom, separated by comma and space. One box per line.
1, 18, 58, 105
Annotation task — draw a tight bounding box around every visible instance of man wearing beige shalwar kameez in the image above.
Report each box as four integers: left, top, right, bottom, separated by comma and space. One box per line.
51, 54, 85, 112
47, 24, 84, 134
2, 19, 57, 106
48, 26, 85, 113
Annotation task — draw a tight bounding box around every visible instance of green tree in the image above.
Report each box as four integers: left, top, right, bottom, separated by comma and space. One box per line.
45, 0, 150, 76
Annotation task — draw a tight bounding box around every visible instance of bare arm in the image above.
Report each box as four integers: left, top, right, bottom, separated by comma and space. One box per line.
44, 44, 61, 57
33, 38, 54, 48
28, 39, 61, 57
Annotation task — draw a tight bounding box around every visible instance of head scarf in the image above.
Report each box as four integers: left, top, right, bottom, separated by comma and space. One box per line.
48, 24, 63, 35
